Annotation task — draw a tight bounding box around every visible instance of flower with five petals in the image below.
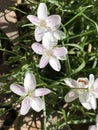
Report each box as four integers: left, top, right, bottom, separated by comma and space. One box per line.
32, 37, 68, 71
27, 3, 66, 42
10, 72, 51, 115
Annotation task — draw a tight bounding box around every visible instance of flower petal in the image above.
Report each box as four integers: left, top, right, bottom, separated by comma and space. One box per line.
93, 78, 98, 98
27, 15, 39, 26
34, 27, 45, 42
79, 92, 90, 103
24, 72, 36, 91
90, 96, 97, 110
64, 78, 79, 88
20, 97, 31, 115
53, 30, 66, 40
46, 15, 61, 29
53, 47, 68, 60
30, 97, 45, 112
10, 84, 25, 96
42, 32, 57, 49
39, 55, 49, 68
32, 43, 44, 55
80, 101, 91, 110
37, 3, 47, 20
34, 88, 51, 96
79, 93, 91, 110
64, 90, 78, 102
88, 125, 97, 130
49, 57, 61, 71
94, 78, 98, 89
89, 74, 94, 89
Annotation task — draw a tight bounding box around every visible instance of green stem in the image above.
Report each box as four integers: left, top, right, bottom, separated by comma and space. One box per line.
66, 30, 95, 40
43, 97, 47, 130
64, 5, 93, 26
82, 13, 98, 33
65, 55, 71, 77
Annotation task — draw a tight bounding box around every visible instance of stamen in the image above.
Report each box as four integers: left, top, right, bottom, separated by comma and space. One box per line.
78, 79, 87, 85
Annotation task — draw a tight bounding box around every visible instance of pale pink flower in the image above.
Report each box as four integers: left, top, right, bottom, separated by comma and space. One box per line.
88, 125, 97, 130
64, 74, 98, 110
10, 72, 51, 115
31, 37, 68, 71
27, 3, 66, 42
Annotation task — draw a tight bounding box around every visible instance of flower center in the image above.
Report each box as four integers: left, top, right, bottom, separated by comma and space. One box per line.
45, 49, 53, 57
39, 20, 46, 27
27, 90, 35, 97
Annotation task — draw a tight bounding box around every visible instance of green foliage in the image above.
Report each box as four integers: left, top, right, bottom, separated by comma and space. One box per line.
0, 0, 98, 129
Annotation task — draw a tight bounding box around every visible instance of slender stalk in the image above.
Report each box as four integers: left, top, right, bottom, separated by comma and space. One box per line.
82, 13, 98, 33
43, 96, 47, 130
65, 55, 71, 77
64, 5, 93, 26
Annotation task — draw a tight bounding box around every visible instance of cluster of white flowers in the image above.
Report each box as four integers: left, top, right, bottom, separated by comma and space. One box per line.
27, 3, 68, 71
10, 3, 98, 123
10, 3, 67, 115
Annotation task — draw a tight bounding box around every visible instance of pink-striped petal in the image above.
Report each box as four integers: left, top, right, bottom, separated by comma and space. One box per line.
20, 97, 31, 115
27, 15, 39, 26
49, 57, 61, 71
10, 84, 25, 96
34, 88, 51, 97
32, 43, 44, 55
53, 47, 68, 60
39, 55, 49, 68
46, 15, 61, 29
37, 3, 47, 20
34, 27, 45, 42
30, 97, 45, 112
24, 72, 36, 91
53, 30, 66, 40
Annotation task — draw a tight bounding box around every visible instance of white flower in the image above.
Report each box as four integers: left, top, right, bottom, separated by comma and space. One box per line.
10, 72, 51, 115
79, 74, 98, 110
32, 36, 68, 71
64, 77, 88, 102
27, 3, 66, 42
88, 115, 98, 130
64, 74, 98, 110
